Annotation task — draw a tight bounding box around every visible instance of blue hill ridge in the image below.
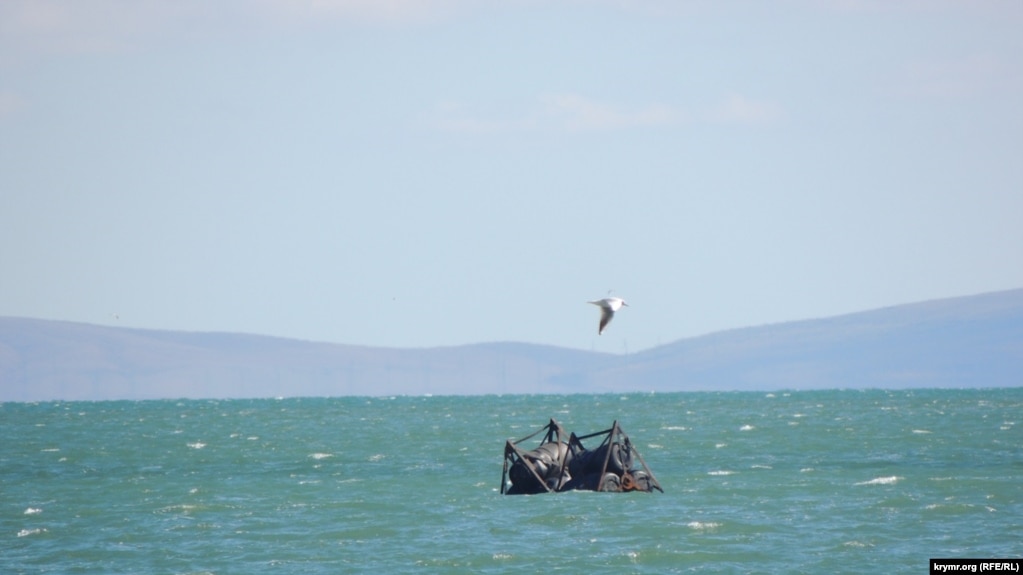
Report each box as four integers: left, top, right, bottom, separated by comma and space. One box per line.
2, 289, 1021, 401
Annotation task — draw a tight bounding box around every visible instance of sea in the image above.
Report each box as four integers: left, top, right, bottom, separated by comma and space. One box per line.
2, 389, 1021, 574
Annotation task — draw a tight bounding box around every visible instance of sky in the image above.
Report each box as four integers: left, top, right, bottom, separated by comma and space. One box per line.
2, 0, 1021, 354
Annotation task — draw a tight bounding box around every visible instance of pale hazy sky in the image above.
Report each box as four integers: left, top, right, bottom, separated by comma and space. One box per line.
2, 0, 1021, 353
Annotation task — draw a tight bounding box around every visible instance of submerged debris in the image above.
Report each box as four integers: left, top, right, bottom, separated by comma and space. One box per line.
501, 419, 662, 494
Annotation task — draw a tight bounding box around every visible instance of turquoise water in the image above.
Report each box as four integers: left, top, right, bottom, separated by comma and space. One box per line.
3, 389, 1021, 574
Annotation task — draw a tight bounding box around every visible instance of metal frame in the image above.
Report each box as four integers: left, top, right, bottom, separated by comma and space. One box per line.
501, 418, 662, 494
501, 418, 569, 494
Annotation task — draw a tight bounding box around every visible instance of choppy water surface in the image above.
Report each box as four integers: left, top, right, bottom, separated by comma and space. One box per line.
3, 389, 1021, 573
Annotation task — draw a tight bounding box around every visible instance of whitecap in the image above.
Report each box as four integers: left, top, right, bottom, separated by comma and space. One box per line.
686, 521, 722, 530
662, 426, 688, 431
707, 470, 735, 476
17, 528, 46, 538
368, 454, 385, 462
310, 453, 333, 460
739, 424, 754, 431
187, 442, 206, 449
155, 504, 197, 514
912, 429, 932, 434
24, 507, 42, 515
855, 476, 902, 486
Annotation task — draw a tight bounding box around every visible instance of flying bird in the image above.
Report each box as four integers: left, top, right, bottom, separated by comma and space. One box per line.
588, 297, 628, 335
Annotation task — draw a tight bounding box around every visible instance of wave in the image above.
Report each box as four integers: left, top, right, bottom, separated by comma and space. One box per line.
855, 476, 902, 486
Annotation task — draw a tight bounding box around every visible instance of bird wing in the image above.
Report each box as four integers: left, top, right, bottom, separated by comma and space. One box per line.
598, 307, 615, 335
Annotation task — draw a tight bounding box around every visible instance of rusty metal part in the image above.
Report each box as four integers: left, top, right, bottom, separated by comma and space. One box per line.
502, 419, 663, 494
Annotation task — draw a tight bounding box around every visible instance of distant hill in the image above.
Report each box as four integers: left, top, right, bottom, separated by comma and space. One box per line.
2, 289, 1021, 401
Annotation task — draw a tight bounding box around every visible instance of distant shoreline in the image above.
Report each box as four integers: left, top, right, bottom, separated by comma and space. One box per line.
2, 288, 1021, 402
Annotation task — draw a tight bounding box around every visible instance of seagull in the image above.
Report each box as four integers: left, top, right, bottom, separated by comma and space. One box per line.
588, 297, 628, 335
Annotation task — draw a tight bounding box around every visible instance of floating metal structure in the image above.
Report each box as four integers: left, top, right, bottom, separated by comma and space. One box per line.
501, 419, 663, 494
